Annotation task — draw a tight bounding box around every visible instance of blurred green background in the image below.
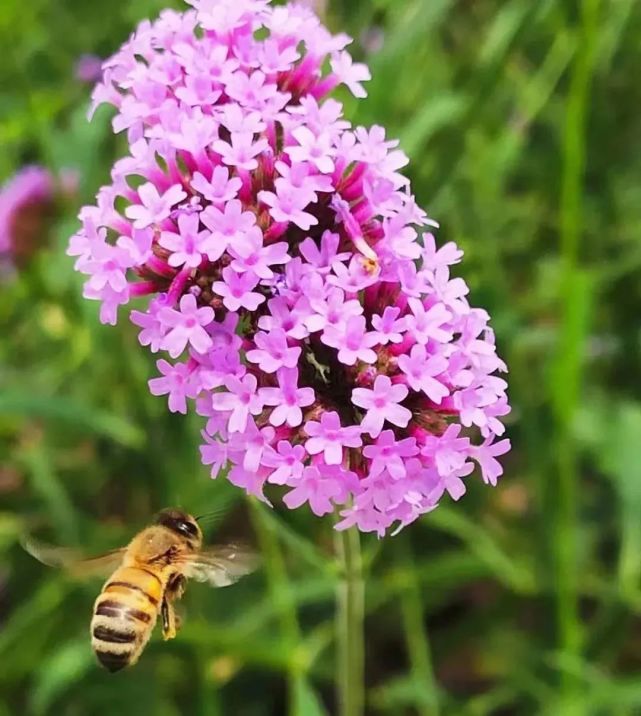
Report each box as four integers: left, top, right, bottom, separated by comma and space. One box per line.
1, 0, 640, 714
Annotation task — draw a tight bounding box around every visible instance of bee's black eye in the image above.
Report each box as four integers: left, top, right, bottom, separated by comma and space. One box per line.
176, 520, 198, 538
156, 510, 198, 539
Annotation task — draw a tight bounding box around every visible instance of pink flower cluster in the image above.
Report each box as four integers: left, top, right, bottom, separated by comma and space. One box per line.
1, 166, 55, 272
69, 0, 510, 535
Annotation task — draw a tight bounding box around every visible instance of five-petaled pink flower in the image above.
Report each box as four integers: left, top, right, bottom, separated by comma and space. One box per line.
148, 359, 195, 414
159, 293, 214, 358
160, 212, 210, 268
352, 375, 412, 437
212, 267, 265, 311
261, 368, 315, 427
211, 374, 265, 433
304, 411, 363, 465
246, 329, 301, 373
321, 315, 378, 366
397, 344, 449, 404
125, 183, 186, 229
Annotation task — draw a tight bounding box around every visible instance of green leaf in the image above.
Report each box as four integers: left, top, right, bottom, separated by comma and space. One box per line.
292, 677, 329, 716
427, 507, 536, 593
0, 392, 145, 448
31, 638, 94, 715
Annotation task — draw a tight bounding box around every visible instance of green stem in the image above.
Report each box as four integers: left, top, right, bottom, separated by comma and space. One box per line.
399, 542, 439, 716
555, 0, 601, 710
249, 501, 302, 716
335, 527, 365, 716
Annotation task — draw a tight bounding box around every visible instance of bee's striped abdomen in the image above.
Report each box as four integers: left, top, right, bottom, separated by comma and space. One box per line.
91, 566, 164, 672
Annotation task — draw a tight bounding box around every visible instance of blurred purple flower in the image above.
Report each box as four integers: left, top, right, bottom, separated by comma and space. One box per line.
0, 166, 55, 272
69, 0, 510, 535
75, 54, 103, 84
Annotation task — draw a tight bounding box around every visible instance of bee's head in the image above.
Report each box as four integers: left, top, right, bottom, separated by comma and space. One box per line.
156, 508, 202, 545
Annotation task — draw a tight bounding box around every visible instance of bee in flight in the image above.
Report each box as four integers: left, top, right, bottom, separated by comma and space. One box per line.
24, 508, 257, 673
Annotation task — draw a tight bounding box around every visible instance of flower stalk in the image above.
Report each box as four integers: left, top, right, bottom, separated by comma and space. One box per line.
335, 527, 365, 716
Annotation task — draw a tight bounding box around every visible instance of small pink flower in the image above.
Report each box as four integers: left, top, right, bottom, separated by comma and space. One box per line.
397, 344, 449, 404
211, 374, 265, 433
201, 199, 256, 261
287, 126, 335, 174
242, 422, 276, 472
328, 256, 380, 293
125, 183, 186, 229
406, 298, 453, 344
258, 297, 309, 340
363, 431, 418, 479
304, 411, 363, 465
371, 307, 407, 345
212, 267, 265, 312
159, 293, 214, 358
228, 228, 290, 279
212, 132, 269, 170
263, 441, 306, 485
283, 465, 343, 516
321, 315, 378, 366
175, 73, 222, 106
84, 241, 133, 294
299, 230, 349, 273
471, 437, 511, 486
148, 359, 194, 414
220, 104, 267, 135
421, 424, 471, 477
306, 287, 362, 333
159, 212, 209, 268
246, 329, 301, 373
192, 166, 242, 205
275, 161, 334, 196
130, 297, 168, 352
225, 70, 279, 107
261, 368, 315, 427
259, 184, 319, 231
352, 375, 412, 437
331, 51, 371, 98
200, 430, 241, 478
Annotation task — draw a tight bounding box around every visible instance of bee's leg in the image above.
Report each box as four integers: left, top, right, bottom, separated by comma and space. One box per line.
169, 574, 186, 601
161, 575, 185, 641
161, 596, 178, 640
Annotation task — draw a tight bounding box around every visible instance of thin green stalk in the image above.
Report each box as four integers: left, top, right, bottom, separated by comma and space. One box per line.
249, 501, 302, 716
555, 0, 601, 711
399, 542, 439, 716
335, 527, 365, 716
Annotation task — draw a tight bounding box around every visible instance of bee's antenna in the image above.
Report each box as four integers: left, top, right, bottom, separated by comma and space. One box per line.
194, 492, 241, 527
195, 510, 220, 523
195, 504, 233, 525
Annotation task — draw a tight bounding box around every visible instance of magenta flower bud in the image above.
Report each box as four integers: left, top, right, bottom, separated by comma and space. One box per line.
70, 0, 510, 535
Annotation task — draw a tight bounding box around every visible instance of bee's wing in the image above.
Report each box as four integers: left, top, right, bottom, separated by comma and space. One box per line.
22, 535, 125, 579
182, 545, 259, 587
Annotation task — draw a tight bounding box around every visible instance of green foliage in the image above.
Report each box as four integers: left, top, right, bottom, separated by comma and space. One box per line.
1, 0, 641, 714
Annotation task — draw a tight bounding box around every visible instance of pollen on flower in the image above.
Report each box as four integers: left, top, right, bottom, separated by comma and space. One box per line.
70, 0, 511, 535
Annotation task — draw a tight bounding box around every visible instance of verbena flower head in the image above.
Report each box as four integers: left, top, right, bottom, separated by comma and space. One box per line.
70, 0, 511, 535
1, 166, 56, 273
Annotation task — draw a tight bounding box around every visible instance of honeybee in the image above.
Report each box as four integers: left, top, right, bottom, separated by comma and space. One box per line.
24, 508, 257, 672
